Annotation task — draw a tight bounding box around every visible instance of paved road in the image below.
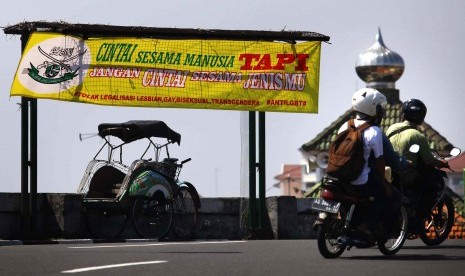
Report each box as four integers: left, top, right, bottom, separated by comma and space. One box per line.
1, 239, 465, 275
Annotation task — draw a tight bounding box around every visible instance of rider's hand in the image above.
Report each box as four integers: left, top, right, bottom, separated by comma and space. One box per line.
440, 160, 449, 168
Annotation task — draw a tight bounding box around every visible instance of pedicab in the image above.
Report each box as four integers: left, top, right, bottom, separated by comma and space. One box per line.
76, 120, 200, 240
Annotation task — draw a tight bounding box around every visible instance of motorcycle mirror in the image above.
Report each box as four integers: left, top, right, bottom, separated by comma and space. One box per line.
450, 147, 461, 157
409, 144, 420, 153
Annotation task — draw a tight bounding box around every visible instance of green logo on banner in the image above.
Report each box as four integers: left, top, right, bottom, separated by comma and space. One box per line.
27, 45, 86, 85
28, 63, 78, 84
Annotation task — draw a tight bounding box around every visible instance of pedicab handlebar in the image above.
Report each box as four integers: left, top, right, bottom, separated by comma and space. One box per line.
181, 158, 192, 165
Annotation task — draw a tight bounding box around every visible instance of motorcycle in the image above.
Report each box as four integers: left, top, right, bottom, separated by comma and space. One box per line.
311, 175, 408, 258
400, 145, 461, 246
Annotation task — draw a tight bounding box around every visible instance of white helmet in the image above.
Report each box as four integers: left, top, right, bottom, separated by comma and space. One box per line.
352, 88, 387, 117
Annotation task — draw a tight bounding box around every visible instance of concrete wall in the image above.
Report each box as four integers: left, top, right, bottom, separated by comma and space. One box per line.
0, 193, 318, 241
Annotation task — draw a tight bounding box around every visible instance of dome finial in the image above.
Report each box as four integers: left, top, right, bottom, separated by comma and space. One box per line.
355, 28, 405, 89
376, 27, 385, 47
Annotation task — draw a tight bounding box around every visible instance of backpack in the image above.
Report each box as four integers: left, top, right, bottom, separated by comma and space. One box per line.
326, 119, 371, 181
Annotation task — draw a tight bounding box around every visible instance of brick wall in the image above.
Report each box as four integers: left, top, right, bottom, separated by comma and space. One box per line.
424, 209, 465, 239
448, 214, 465, 239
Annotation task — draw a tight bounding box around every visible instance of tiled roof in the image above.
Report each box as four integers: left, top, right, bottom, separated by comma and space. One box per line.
300, 89, 455, 155
274, 164, 302, 181
448, 152, 465, 172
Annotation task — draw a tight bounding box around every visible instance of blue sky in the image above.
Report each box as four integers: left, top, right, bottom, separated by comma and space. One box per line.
1, 0, 465, 197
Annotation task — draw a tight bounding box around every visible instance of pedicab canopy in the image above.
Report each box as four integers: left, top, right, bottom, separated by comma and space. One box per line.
98, 120, 181, 145
5, 21, 329, 113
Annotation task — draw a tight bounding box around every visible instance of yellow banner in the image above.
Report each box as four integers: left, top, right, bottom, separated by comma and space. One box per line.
11, 32, 321, 113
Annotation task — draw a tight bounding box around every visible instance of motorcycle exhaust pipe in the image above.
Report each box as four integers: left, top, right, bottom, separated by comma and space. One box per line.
336, 236, 348, 247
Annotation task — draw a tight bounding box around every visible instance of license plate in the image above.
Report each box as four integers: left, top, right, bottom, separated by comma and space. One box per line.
311, 198, 341, 213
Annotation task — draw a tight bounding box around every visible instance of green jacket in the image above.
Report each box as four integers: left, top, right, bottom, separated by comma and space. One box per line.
386, 121, 436, 168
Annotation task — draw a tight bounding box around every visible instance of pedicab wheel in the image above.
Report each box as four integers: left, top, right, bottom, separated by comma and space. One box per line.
378, 206, 408, 256
420, 196, 455, 246
84, 206, 127, 240
172, 186, 199, 240
132, 194, 173, 239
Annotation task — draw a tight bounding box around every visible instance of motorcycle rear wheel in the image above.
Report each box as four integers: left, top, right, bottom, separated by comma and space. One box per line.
378, 206, 408, 256
420, 196, 455, 246
316, 218, 346, 258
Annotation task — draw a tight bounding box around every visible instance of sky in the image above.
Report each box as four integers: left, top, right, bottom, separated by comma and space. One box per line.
1, 0, 465, 198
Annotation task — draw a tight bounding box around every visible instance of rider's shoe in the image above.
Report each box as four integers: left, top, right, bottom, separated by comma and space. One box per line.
351, 223, 375, 247
337, 234, 372, 248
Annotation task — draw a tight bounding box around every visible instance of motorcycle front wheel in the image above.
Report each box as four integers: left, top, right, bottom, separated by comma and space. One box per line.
316, 217, 346, 258
420, 196, 455, 246
378, 206, 408, 256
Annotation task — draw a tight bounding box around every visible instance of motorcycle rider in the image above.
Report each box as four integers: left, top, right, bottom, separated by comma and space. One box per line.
339, 88, 392, 239
386, 98, 448, 230
386, 99, 447, 169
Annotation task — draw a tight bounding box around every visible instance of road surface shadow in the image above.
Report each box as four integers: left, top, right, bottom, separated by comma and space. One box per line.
349, 254, 465, 261
403, 245, 465, 250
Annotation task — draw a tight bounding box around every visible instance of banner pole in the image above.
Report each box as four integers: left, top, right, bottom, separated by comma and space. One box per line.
20, 96, 30, 239
258, 112, 266, 230
248, 111, 257, 230
20, 33, 31, 239
30, 98, 37, 236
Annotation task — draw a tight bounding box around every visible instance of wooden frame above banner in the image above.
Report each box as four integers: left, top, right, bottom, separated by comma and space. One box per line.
4, 21, 330, 41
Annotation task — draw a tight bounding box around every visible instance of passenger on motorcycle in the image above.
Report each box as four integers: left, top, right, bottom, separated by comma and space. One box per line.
386, 99, 449, 229
338, 88, 392, 239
